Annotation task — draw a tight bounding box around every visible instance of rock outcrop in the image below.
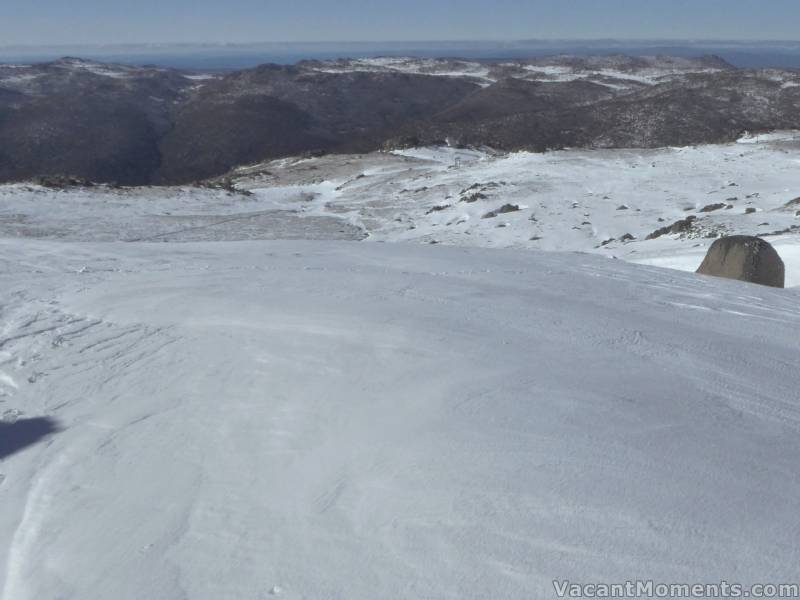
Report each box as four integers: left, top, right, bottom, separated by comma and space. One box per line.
696, 236, 785, 288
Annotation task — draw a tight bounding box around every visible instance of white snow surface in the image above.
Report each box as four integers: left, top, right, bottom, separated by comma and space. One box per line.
2, 136, 800, 598
2, 238, 800, 599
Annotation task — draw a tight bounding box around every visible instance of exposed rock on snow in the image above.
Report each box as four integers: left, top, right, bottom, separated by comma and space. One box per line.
646, 216, 697, 240
696, 235, 785, 288
784, 197, 800, 209
482, 204, 521, 219
33, 175, 96, 189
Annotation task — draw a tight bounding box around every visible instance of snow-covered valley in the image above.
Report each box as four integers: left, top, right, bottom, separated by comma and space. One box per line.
2, 135, 800, 599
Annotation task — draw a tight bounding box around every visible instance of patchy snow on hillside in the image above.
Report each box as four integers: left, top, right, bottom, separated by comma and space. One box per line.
182, 73, 218, 81
51, 58, 137, 79
519, 64, 711, 86
2, 237, 800, 600
736, 130, 800, 144
2, 135, 799, 284
310, 57, 494, 83
229, 136, 800, 285
306, 56, 726, 91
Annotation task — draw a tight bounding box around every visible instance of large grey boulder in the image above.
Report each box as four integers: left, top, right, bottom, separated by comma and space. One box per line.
696, 235, 785, 288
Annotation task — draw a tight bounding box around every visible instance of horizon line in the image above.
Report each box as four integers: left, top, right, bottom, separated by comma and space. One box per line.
3, 38, 800, 51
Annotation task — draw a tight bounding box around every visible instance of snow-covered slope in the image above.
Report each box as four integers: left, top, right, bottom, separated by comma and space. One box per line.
3, 134, 800, 285
2, 238, 800, 599
3, 133, 800, 598
231, 134, 800, 285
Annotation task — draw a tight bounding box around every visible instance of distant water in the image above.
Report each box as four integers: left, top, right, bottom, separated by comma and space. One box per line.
2, 41, 800, 70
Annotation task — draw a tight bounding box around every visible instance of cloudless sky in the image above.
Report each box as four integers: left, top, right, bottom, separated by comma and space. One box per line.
2, 0, 799, 46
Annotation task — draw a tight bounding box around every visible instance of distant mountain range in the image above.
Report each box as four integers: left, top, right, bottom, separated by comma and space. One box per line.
1, 54, 799, 185
5, 40, 800, 68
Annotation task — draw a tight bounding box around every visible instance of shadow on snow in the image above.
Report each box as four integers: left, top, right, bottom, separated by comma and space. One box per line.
0, 417, 61, 460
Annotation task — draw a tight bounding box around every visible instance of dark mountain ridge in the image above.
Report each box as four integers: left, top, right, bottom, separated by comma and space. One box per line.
0, 55, 798, 185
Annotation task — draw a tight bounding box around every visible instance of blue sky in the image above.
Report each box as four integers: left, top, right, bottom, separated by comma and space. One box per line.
2, 0, 799, 46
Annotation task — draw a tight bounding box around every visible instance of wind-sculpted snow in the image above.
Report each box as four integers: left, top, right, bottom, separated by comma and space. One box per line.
1, 237, 800, 599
